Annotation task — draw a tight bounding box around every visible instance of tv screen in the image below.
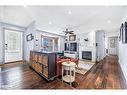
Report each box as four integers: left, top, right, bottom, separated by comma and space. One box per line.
70, 43, 77, 51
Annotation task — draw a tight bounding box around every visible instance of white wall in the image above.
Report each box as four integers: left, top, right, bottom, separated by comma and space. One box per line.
0, 22, 25, 64
119, 8, 127, 81
75, 28, 119, 62
73, 21, 119, 62
24, 21, 36, 62
24, 22, 65, 62
0, 7, 3, 64
105, 31, 119, 55
105, 31, 119, 37
0, 21, 65, 63
77, 31, 96, 62
0, 23, 3, 63
34, 30, 65, 52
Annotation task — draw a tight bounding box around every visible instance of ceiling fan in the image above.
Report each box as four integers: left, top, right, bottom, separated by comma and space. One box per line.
63, 28, 74, 35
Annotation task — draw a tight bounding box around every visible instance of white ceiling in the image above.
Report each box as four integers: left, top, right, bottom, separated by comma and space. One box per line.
0, 6, 126, 34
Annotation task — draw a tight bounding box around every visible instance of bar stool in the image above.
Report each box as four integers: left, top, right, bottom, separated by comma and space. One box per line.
62, 61, 76, 86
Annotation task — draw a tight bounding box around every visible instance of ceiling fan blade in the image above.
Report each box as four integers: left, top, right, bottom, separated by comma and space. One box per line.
70, 31, 74, 32
65, 33, 68, 35
62, 28, 75, 35
69, 32, 74, 34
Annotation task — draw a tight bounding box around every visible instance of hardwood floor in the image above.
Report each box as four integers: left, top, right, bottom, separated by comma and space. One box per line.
77, 55, 127, 89
0, 55, 127, 89
0, 62, 72, 89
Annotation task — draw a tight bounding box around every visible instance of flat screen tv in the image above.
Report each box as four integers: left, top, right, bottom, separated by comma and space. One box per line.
70, 43, 77, 51
64, 42, 77, 52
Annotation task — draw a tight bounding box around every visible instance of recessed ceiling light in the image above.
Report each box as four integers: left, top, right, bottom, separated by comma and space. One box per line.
68, 10, 72, 15
105, 6, 110, 8
23, 5, 28, 8
107, 20, 111, 23
49, 22, 52, 25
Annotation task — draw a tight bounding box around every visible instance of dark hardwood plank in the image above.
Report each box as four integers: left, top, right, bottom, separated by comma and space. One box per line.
0, 62, 72, 89
0, 55, 127, 89
77, 55, 127, 89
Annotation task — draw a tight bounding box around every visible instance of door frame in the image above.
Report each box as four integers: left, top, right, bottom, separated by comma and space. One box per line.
3, 28, 24, 63
108, 36, 119, 55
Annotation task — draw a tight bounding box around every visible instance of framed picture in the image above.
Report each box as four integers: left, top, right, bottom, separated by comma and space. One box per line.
110, 38, 115, 48
122, 23, 125, 43
119, 23, 123, 41
26, 33, 34, 41
122, 22, 127, 44
69, 35, 76, 41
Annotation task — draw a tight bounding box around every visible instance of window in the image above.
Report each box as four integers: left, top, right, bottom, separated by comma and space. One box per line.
43, 37, 53, 51
54, 38, 58, 51
5, 30, 22, 52
41, 35, 59, 52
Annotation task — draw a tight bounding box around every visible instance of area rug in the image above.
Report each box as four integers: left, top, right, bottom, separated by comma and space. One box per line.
78, 60, 94, 70
75, 60, 94, 75
75, 67, 88, 75
58, 60, 94, 88
58, 67, 88, 88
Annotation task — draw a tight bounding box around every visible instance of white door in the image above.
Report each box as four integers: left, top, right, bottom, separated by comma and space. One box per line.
96, 31, 105, 61
108, 37, 118, 55
4, 29, 23, 63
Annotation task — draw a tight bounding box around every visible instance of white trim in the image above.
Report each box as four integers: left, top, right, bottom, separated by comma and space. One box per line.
36, 29, 65, 37
3, 27, 24, 63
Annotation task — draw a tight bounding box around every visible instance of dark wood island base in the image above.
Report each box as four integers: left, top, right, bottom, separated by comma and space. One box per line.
29, 51, 57, 81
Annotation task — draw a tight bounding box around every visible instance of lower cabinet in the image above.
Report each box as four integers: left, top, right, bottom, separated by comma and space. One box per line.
35, 63, 42, 74
29, 51, 56, 81
43, 66, 48, 77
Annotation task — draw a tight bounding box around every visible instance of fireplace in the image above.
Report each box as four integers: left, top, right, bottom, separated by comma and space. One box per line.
82, 51, 92, 60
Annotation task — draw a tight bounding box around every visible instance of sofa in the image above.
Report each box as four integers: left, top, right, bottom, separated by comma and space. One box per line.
56, 56, 79, 76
